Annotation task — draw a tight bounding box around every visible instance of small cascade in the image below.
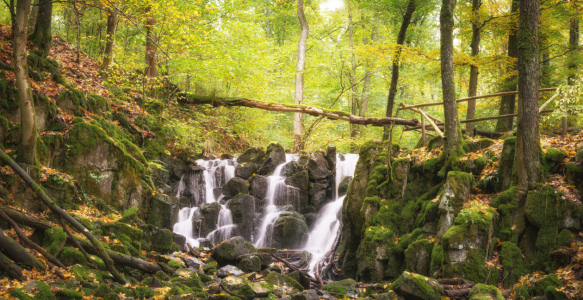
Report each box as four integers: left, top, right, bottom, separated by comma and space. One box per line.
196, 159, 237, 203
206, 201, 237, 244
173, 207, 201, 248
303, 153, 359, 274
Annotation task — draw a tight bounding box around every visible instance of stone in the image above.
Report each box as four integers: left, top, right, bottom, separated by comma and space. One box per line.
391, 158, 410, 199
468, 284, 504, 300
184, 257, 204, 270
250, 175, 268, 200
287, 271, 311, 290
272, 212, 309, 249
427, 136, 444, 151
437, 171, 473, 237
198, 202, 222, 237
262, 272, 304, 292
285, 170, 309, 212
237, 147, 265, 164
325, 145, 336, 171
290, 289, 323, 300
544, 148, 567, 174
303, 213, 317, 227
258, 143, 286, 175
337, 176, 352, 197
282, 161, 304, 177
498, 137, 516, 191
321, 279, 359, 297
216, 265, 245, 277
211, 236, 257, 265
404, 239, 433, 276
257, 247, 276, 267
308, 152, 331, 180
142, 224, 180, 254
223, 177, 249, 199
248, 282, 272, 297
237, 254, 262, 273
235, 162, 258, 180
229, 194, 256, 240
390, 271, 443, 300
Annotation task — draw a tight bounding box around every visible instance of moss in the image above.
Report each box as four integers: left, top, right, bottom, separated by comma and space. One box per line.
120, 207, 138, 223
66, 122, 119, 157
557, 229, 573, 247
529, 274, 562, 296
71, 264, 103, 283
9, 289, 33, 300
404, 239, 434, 275
321, 279, 358, 297
463, 138, 495, 153
120, 139, 147, 164
469, 283, 504, 300
427, 136, 444, 151
389, 271, 442, 300
43, 227, 67, 256
198, 272, 212, 283
87, 94, 110, 113
534, 225, 558, 272
263, 272, 304, 292
117, 286, 154, 299
55, 289, 82, 300
429, 243, 443, 276
170, 269, 204, 291
167, 259, 181, 269
500, 242, 530, 288
0, 78, 19, 111
59, 246, 88, 266
35, 281, 57, 300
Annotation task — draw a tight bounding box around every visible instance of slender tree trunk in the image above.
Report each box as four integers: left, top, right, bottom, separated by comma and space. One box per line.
359, 18, 377, 119
568, 6, 579, 86
496, 0, 519, 132
28, 0, 39, 34
514, 0, 540, 192
30, 0, 52, 57
73, 0, 81, 63
440, 0, 463, 160
145, 5, 158, 78
0, 228, 46, 271
347, 0, 359, 148
99, 8, 119, 75
14, 0, 37, 167
465, 0, 481, 137
294, 0, 309, 152
383, 0, 416, 140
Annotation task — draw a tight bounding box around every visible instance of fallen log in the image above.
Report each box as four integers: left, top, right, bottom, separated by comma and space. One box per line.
177, 93, 420, 127
187, 243, 205, 258
0, 227, 46, 271
0, 252, 25, 280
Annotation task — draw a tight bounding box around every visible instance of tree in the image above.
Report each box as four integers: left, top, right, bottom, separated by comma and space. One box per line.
145, 4, 157, 78
100, 6, 119, 75
514, 0, 540, 192
13, 0, 38, 167
294, 0, 309, 152
465, 0, 481, 136
30, 0, 53, 57
28, 0, 40, 33
440, 0, 463, 164
382, 0, 417, 140
495, 0, 519, 132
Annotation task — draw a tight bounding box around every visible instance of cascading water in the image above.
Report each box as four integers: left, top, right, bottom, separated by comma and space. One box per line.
173, 207, 201, 248
206, 202, 237, 244
302, 153, 359, 274
196, 159, 236, 203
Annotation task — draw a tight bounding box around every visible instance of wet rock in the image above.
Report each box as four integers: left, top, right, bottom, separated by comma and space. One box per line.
308, 152, 330, 180
184, 257, 204, 270
282, 160, 304, 177
437, 171, 473, 237
309, 181, 328, 209
404, 240, 433, 276
258, 143, 286, 175
211, 236, 257, 266
220, 154, 234, 160
142, 224, 180, 254
285, 170, 309, 213
143, 192, 179, 230
390, 271, 443, 300
287, 270, 311, 290
173, 233, 186, 250
250, 175, 268, 200
237, 254, 262, 273
257, 247, 276, 267
235, 162, 258, 180
272, 212, 309, 249
223, 177, 249, 199
198, 202, 221, 237
303, 213, 317, 227
230, 194, 256, 241
337, 176, 352, 197
217, 265, 245, 277
237, 147, 265, 164
322, 278, 359, 298
325, 145, 337, 171
262, 272, 304, 292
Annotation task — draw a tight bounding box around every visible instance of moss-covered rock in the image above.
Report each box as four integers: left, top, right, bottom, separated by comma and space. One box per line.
43, 227, 67, 256
437, 171, 473, 237
498, 137, 516, 190
211, 236, 257, 265
500, 241, 529, 288
404, 239, 434, 276
71, 264, 103, 283
389, 271, 443, 300
544, 148, 567, 173
120, 207, 138, 223
59, 246, 88, 266
262, 272, 304, 292
272, 212, 308, 249
55, 288, 83, 300
565, 162, 583, 190
468, 283, 504, 300
321, 279, 359, 297
557, 229, 573, 247
463, 138, 495, 153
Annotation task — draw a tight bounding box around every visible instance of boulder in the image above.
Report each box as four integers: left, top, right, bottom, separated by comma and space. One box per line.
184, 257, 204, 270
198, 202, 222, 237
404, 239, 433, 276
237, 147, 265, 164
544, 148, 567, 173
309, 181, 328, 209
262, 272, 304, 292
287, 271, 311, 290
282, 160, 304, 177
337, 176, 352, 197
178, 165, 206, 207
437, 171, 473, 237
258, 143, 286, 175
216, 265, 245, 278
389, 271, 443, 300
308, 152, 331, 180
229, 194, 256, 240
223, 177, 249, 199
272, 212, 308, 249
235, 162, 258, 180
250, 175, 268, 200
468, 284, 504, 300
237, 254, 262, 273
463, 138, 495, 153
303, 213, 317, 227
321, 279, 359, 298
211, 236, 257, 266
391, 158, 410, 199
142, 224, 180, 254
427, 136, 444, 151
325, 145, 337, 171
285, 170, 309, 212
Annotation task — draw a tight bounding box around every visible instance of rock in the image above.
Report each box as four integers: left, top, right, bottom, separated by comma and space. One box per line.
404, 239, 433, 276
142, 224, 180, 254
390, 271, 443, 300
500, 242, 529, 288
299, 251, 312, 267
325, 145, 337, 171
143, 192, 179, 230
337, 176, 352, 197
391, 158, 410, 199
229, 194, 256, 240
285, 170, 309, 212
262, 272, 304, 292
287, 270, 311, 290
498, 137, 516, 190
437, 171, 473, 237
565, 163, 583, 190
463, 138, 495, 153
308, 152, 331, 180
545, 148, 568, 173
237, 254, 262, 273
211, 236, 257, 265
184, 257, 204, 270
468, 284, 504, 300
223, 177, 249, 199
373, 291, 403, 300
235, 162, 258, 180
257, 247, 276, 267
220, 154, 234, 160
217, 265, 245, 277
248, 282, 272, 297
272, 212, 309, 249
258, 143, 286, 175
198, 202, 222, 237
322, 279, 359, 298
427, 136, 444, 151
237, 147, 266, 164
303, 213, 317, 227
309, 181, 328, 209
250, 175, 268, 200
282, 160, 304, 177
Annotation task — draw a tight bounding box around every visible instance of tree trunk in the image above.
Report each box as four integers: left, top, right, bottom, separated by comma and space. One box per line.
145, 5, 157, 78
294, 0, 309, 152
348, 0, 359, 145
14, 0, 37, 167
465, 0, 481, 137
568, 5, 579, 86
99, 8, 119, 74
514, 0, 540, 192
496, 0, 519, 132
0, 252, 24, 280
31, 0, 52, 57
359, 14, 376, 121
0, 227, 46, 271
383, 0, 416, 140
28, 0, 39, 34
440, 0, 462, 161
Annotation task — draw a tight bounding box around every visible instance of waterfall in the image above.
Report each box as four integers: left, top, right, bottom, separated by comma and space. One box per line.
303, 153, 359, 274
206, 201, 236, 245
196, 159, 236, 203
173, 207, 201, 248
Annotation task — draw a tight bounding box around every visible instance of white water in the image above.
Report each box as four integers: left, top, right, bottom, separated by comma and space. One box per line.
173, 207, 201, 248
303, 153, 359, 274
206, 202, 236, 244
196, 159, 236, 203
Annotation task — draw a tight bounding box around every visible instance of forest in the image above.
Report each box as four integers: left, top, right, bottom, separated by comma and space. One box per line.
0, 0, 582, 299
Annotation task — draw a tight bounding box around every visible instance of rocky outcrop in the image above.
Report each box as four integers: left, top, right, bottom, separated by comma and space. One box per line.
197, 202, 221, 237
229, 194, 256, 241
436, 172, 473, 237
272, 212, 308, 249
258, 143, 286, 175
223, 177, 249, 199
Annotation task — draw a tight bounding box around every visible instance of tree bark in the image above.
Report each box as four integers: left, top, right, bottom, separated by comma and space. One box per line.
568, 3, 579, 86
28, 0, 40, 34
348, 0, 359, 144
99, 7, 119, 75
14, 0, 37, 166
0, 227, 46, 271
496, 0, 519, 132
145, 5, 157, 78
383, 0, 416, 140
465, 0, 481, 136
294, 0, 309, 152
177, 94, 419, 126
440, 0, 463, 160
514, 0, 540, 192
0, 252, 24, 280
30, 0, 52, 57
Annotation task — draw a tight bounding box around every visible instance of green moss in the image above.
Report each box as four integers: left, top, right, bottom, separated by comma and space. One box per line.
427, 136, 444, 151
55, 289, 83, 300
9, 289, 33, 300
170, 269, 204, 291
0, 78, 19, 110
529, 274, 562, 296
321, 279, 358, 297
60, 246, 88, 266
469, 283, 504, 300
120, 207, 138, 223
43, 227, 67, 256
500, 241, 530, 288
263, 272, 304, 292
429, 243, 443, 276
534, 226, 558, 272
35, 281, 57, 300
389, 271, 442, 300
87, 94, 110, 113
120, 139, 147, 164
463, 138, 495, 153
71, 264, 103, 283
557, 229, 573, 247
167, 259, 181, 269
